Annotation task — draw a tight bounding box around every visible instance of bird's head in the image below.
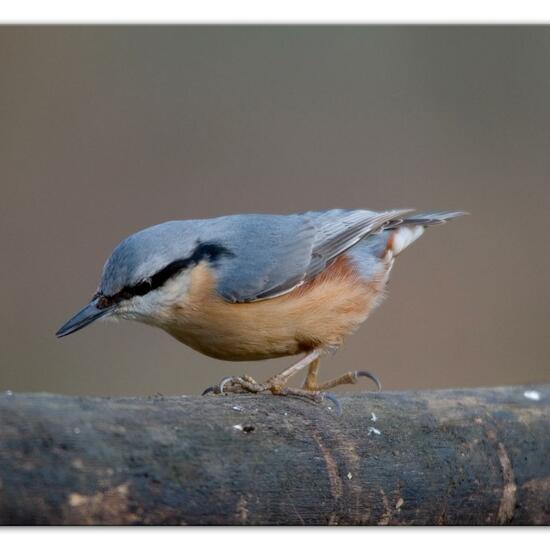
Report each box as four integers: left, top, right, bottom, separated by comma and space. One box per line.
56, 221, 233, 337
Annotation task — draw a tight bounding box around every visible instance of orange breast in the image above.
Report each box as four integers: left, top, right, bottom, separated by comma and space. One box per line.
160, 255, 389, 361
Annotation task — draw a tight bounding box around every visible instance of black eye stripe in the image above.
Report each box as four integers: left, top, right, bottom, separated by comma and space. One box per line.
97, 242, 233, 308
148, 258, 190, 293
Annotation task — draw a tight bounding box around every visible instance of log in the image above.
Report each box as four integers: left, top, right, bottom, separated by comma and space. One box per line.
0, 385, 549, 525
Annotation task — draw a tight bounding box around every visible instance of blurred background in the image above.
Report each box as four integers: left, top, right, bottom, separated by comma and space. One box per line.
0, 26, 548, 396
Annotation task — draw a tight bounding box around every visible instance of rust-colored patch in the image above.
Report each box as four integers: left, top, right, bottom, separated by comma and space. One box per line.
288, 255, 359, 297
162, 255, 387, 361
96, 294, 112, 310
382, 233, 395, 258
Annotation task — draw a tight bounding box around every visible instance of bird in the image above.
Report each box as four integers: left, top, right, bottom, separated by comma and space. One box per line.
56, 209, 465, 404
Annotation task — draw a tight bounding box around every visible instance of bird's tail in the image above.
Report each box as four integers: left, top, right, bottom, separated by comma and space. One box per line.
383, 210, 467, 257
399, 210, 468, 227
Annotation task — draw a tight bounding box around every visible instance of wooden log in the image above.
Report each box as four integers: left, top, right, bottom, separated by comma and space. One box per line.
0, 385, 548, 525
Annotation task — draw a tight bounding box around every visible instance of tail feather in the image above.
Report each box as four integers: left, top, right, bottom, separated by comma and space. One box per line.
401, 210, 468, 226
382, 210, 467, 257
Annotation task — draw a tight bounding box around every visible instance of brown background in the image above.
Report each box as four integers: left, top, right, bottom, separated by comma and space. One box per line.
1, 26, 548, 397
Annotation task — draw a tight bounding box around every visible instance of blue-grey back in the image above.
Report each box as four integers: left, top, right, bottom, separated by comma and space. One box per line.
99, 213, 313, 297
98, 208, 425, 302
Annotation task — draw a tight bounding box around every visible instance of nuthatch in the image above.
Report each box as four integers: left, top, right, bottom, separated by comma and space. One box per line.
57, 209, 465, 404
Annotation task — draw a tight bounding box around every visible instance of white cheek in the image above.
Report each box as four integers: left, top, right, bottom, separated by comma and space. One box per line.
115, 270, 193, 322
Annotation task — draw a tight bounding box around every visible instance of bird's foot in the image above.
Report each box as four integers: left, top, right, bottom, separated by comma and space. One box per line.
202, 350, 340, 412
303, 369, 382, 392
202, 373, 341, 412
202, 374, 265, 396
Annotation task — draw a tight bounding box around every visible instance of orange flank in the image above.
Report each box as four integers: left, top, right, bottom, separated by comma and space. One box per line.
158, 256, 391, 361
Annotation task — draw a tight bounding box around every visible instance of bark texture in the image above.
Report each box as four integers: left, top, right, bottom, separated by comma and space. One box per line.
0, 385, 549, 525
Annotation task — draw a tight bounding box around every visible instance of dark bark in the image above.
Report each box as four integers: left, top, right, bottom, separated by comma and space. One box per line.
0, 385, 549, 525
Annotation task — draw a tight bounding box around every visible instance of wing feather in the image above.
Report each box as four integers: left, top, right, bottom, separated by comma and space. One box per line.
304, 209, 413, 280
216, 209, 413, 303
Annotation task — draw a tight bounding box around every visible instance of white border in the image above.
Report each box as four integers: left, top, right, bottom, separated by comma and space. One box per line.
1, 0, 550, 23
1, 4, 548, 543
1, 527, 547, 549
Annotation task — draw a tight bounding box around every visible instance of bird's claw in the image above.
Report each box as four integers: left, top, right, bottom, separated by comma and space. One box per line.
323, 392, 342, 415
355, 370, 382, 392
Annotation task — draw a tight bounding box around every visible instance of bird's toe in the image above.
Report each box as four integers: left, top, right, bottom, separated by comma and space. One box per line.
202, 375, 265, 396
355, 370, 382, 391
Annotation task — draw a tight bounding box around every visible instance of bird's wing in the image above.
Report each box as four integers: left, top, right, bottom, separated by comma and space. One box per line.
215, 209, 412, 303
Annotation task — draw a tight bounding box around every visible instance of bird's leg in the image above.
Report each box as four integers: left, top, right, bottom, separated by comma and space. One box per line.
203, 350, 332, 404
303, 358, 321, 390
264, 350, 322, 394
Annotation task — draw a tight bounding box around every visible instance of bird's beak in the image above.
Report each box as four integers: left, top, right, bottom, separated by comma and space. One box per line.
56, 298, 113, 338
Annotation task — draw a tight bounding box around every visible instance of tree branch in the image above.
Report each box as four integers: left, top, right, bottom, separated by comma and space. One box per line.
0, 385, 549, 525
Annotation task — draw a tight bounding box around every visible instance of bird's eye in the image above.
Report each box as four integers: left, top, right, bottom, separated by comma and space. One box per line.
133, 279, 152, 296
96, 295, 113, 310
